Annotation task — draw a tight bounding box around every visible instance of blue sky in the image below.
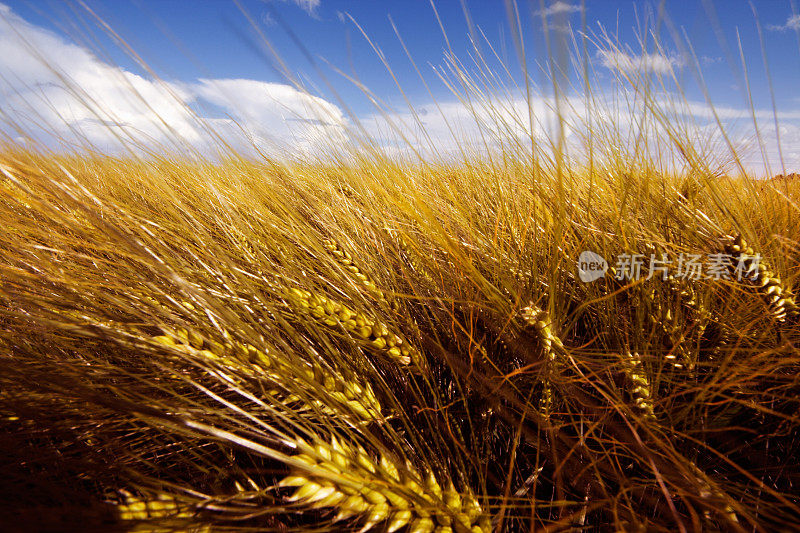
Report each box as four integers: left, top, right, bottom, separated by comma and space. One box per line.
2, 1, 800, 172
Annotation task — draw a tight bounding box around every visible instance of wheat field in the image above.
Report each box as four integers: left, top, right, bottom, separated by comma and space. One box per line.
1, 3, 800, 532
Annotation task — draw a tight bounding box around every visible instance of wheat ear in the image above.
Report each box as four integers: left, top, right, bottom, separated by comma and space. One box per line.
279, 438, 491, 533
689, 461, 738, 523
644, 277, 711, 372
388, 228, 435, 284
724, 234, 799, 322
116, 491, 194, 521
323, 238, 399, 310
285, 287, 422, 367
151, 327, 382, 422
519, 304, 564, 416
620, 351, 656, 421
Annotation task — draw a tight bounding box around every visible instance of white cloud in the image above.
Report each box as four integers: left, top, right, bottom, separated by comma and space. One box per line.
261, 12, 276, 26
0, 5, 201, 150
0, 2, 345, 158
280, 0, 320, 16
768, 14, 800, 31
700, 55, 722, 65
193, 78, 347, 154
535, 1, 582, 16
548, 23, 572, 33
598, 50, 682, 74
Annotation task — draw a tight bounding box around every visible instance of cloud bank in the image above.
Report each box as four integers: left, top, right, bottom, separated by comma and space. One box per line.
356, 88, 800, 176
1, 3, 800, 175
0, 3, 346, 157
